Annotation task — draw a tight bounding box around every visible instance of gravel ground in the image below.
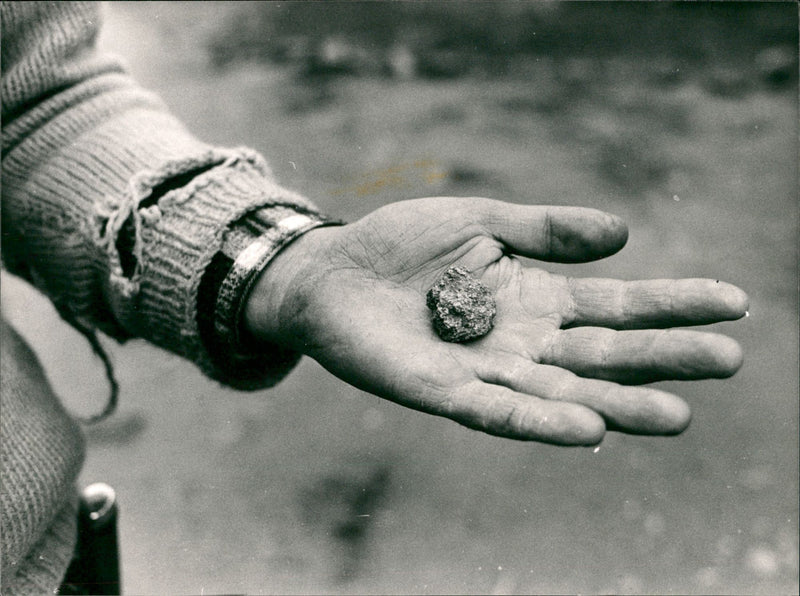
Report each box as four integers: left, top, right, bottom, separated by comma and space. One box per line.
2, 2, 797, 594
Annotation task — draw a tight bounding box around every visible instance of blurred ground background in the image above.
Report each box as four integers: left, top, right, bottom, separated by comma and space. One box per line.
2, 1, 798, 594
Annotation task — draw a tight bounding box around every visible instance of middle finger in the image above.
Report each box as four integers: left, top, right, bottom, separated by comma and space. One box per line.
539, 327, 744, 384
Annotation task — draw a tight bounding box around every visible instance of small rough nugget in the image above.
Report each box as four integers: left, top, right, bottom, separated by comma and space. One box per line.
426, 266, 497, 342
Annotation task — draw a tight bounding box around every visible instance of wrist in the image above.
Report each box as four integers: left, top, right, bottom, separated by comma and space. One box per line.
242, 225, 340, 352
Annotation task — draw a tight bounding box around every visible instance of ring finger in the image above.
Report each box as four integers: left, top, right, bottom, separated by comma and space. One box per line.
478, 357, 692, 435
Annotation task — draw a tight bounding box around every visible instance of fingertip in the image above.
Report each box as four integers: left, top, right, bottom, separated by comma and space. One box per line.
650, 392, 692, 435
606, 390, 692, 436
550, 407, 606, 446
708, 280, 748, 319
714, 336, 745, 377
574, 410, 607, 445
663, 397, 692, 435
605, 212, 629, 248
549, 208, 629, 263
589, 210, 628, 258
593, 211, 629, 259
725, 285, 749, 319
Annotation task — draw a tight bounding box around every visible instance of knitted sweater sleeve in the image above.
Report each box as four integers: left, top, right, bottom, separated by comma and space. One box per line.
1, 1, 322, 388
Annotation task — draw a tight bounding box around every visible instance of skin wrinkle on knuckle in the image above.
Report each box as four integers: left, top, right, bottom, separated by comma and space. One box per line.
454, 382, 496, 431
667, 280, 678, 319
539, 329, 562, 366
487, 389, 536, 437
572, 328, 617, 375
465, 368, 534, 436
542, 208, 554, 257
642, 331, 662, 372
619, 282, 633, 327
433, 392, 458, 419
497, 397, 523, 434
598, 329, 616, 370
563, 277, 580, 325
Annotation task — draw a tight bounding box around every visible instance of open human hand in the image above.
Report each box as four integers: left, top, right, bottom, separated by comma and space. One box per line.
245, 197, 748, 445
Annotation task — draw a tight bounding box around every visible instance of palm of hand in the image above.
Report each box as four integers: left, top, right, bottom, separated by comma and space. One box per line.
273, 197, 747, 445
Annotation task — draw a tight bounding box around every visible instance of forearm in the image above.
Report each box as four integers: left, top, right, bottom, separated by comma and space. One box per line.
1, 1, 321, 387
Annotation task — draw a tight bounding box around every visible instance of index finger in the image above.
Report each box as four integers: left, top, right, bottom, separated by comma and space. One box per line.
564, 277, 749, 329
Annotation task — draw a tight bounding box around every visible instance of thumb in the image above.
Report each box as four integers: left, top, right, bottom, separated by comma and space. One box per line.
470, 198, 628, 263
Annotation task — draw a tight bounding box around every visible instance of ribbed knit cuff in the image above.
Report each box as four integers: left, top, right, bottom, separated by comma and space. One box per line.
3, 100, 323, 389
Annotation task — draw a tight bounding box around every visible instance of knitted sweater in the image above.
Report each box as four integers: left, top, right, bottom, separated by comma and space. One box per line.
1, 2, 325, 592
